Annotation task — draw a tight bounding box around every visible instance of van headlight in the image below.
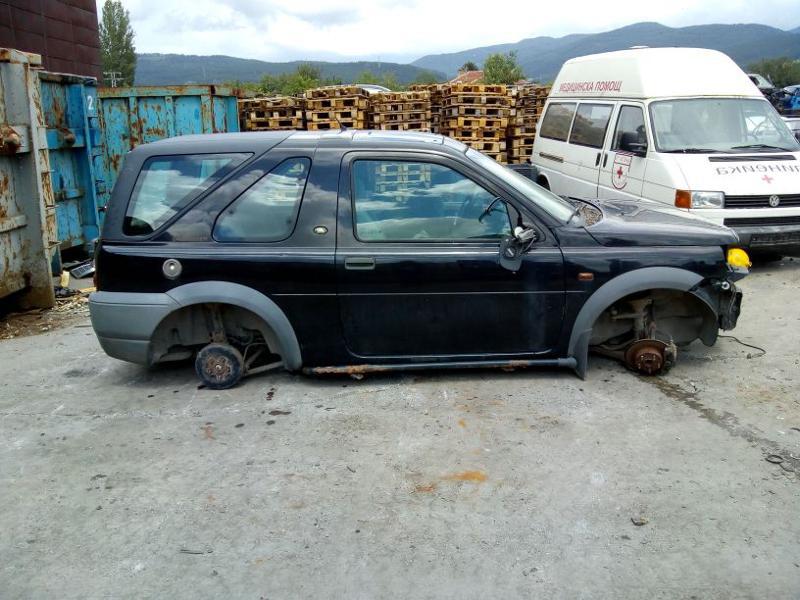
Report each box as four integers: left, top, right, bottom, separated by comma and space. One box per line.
675, 190, 725, 209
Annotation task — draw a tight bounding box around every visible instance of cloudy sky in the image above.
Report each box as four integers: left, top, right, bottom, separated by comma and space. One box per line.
102, 0, 800, 63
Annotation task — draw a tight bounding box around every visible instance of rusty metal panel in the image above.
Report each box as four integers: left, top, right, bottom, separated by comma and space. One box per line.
96, 85, 240, 208
0, 47, 57, 308
38, 70, 102, 255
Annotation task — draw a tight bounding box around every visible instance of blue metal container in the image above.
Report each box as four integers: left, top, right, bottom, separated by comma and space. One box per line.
38, 71, 104, 256
97, 85, 240, 208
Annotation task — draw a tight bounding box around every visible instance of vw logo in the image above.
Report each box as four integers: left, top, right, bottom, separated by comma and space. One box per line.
769, 195, 781, 208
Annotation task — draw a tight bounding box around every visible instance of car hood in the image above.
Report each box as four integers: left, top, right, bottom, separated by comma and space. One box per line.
672, 153, 800, 195
584, 198, 739, 247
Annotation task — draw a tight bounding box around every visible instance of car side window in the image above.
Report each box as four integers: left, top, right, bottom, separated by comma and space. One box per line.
124, 153, 249, 236
352, 160, 512, 242
612, 106, 647, 151
214, 158, 311, 242
539, 102, 577, 141
569, 103, 613, 148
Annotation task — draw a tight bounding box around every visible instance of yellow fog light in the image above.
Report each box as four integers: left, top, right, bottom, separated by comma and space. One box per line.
727, 247, 751, 268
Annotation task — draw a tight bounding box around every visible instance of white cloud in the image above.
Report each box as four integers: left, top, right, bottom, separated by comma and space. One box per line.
106, 0, 800, 62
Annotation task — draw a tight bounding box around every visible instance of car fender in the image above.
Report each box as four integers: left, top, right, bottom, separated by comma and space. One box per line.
568, 267, 713, 379
165, 281, 302, 370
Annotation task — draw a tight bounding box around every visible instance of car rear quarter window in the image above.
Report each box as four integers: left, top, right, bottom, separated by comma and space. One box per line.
124, 153, 248, 236
539, 102, 577, 141
213, 158, 311, 242
352, 160, 511, 242
569, 103, 613, 148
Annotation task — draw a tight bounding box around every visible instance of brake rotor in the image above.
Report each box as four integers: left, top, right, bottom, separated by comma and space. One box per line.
624, 339, 669, 375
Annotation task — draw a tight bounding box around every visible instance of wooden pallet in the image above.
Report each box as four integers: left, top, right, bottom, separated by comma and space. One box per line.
442, 94, 512, 108
443, 83, 508, 95
306, 85, 367, 98
442, 128, 504, 141
371, 101, 431, 113
442, 116, 508, 129
307, 120, 367, 130
309, 109, 365, 122
443, 105, 509, 118
371, 111, 431, 123
508, 136, 536, 148
305, 96, 368, 110
371, 122, 432, 131
371, 91, 430, 103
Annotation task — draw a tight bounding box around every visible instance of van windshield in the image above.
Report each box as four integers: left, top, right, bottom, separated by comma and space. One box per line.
465, 149, 575, 222
650, 98, 799, 153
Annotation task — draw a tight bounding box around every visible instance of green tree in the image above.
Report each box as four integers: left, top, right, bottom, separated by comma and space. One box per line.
483, 51, 524, 85
460, 61, 479, 72
250, 64, 341, 96
747, 57, 800, 89
356, 70, 402, 90
99, 0, 136, 86
411, 70, 441, 85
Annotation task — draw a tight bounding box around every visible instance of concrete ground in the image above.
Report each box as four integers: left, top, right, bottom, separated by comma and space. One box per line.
1, 260, 799, 599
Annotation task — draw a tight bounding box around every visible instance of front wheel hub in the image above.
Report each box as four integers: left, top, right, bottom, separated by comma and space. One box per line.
623, 339, 675, 375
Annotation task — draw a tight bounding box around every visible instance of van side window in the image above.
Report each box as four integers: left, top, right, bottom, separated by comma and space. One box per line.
539, 103, 577, 141
352, 160, 511, 242
213, 158, 311, 243
569, 104, 613, 148
124, 153, 249, 236
612, 106, 647, 152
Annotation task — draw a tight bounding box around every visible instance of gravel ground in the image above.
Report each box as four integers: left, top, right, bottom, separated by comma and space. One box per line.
1, 259, 799, 599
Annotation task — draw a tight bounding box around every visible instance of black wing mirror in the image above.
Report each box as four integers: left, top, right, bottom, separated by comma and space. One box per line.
619, 132, 647, 157
499, 226, 539, 272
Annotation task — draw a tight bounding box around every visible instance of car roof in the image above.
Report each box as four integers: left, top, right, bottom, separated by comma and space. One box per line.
129, 129, 467, 156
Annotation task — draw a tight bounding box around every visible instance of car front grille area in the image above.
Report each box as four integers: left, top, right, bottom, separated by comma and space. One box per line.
724, 215, 800, 228
724, 194, 800, 209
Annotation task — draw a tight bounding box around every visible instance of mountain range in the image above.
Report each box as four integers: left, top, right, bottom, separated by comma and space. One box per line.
134, 55, 444, 86
412, 22, 800, 81
134, 22, 800, 86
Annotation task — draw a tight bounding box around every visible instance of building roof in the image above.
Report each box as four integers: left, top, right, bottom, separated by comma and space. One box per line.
449, 70, 484, 85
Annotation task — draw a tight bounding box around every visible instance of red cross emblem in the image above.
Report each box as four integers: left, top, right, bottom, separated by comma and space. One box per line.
762, 174, 774, 184
616, 166, 624, 179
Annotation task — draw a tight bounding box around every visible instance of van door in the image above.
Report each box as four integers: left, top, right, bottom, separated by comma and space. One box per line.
559, 102, 615, 199
598, 104, 648, 199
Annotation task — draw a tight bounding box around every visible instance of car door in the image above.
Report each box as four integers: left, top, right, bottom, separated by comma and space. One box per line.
598, 103, 648, 200
335, 151, 565, 359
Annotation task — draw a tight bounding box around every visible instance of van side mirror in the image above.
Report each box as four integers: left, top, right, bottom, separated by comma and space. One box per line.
619, 132, 648, 157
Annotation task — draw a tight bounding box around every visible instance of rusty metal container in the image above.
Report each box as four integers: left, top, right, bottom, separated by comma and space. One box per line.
96, 85, 240, 208
38, 70, 104, 261
0, 48, 57, 309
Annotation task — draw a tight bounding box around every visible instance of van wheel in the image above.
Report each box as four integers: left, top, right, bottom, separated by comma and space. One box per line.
195, 343, 244, 389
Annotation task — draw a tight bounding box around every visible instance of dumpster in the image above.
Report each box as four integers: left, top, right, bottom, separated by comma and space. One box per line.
0, 49, 57, 309
38, 71, 104, 260
97, 85, 240, 208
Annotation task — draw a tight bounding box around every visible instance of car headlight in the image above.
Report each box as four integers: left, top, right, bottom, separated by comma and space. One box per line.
675, 190, 725, 209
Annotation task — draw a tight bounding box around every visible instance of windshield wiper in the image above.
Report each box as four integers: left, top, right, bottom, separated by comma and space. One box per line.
662, 148, 722, 154
730, 144, 795, 151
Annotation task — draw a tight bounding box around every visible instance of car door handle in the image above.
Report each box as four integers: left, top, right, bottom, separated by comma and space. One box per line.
603, 153, 609, 167
595, 152, 602, 166
344, 256, 376, 270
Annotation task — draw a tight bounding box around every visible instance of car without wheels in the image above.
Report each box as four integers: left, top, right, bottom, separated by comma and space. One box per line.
89, 130, 748, 388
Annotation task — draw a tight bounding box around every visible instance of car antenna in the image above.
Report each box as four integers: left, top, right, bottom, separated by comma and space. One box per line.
334, 115, 347, 131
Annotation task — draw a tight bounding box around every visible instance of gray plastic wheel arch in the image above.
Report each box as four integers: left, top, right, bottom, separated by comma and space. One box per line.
567, 266, 713, 379
164, 281, 303, 371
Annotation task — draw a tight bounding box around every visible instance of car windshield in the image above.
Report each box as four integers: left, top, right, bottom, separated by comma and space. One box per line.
465, 149, 575, 222
650, 98, 800, 153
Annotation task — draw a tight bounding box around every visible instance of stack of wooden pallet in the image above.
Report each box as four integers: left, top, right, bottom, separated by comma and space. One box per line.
374, 161, 432, 194
369, 91, 432, 131
304, 85, 368, 130
440, 84, 512, 163
506, 85, 550, 164
409, 84, 445, 132
238, 96, 304, 131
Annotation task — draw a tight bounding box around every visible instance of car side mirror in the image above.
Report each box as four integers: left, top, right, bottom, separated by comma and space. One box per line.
619, 132, 648, 157
499, 226, 539, 272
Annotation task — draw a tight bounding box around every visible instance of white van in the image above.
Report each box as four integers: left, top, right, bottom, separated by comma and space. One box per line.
531, 47, 800, 255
